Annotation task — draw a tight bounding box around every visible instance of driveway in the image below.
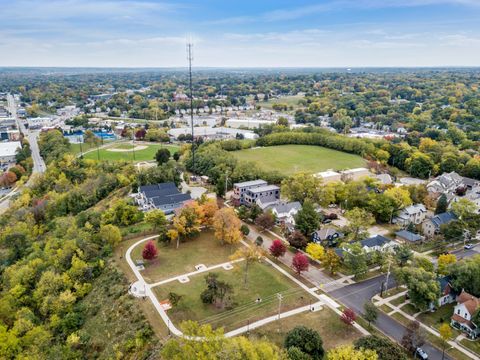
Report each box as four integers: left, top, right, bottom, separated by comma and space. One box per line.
330, 275, 453, 360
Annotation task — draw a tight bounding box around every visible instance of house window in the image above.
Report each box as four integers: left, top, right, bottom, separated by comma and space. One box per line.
458, 309, 461, 315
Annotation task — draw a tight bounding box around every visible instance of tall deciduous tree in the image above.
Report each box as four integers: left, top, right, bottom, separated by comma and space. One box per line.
363, 302, 378, 328
155, 148, 171, 165
213, 207, 242, 246
295, 200, 320, 236
344, 207, 374, 241
396, 267, 440, 311
284, 326, 324, 360
306, 243, 325, 261
281, 172, 324, 204
231, 245, 264, 287
292, 252, 309, 275
344, 243, 368, 279
401, 321, 425, 354
99, 224, 122, 246
255, 212, 275, 231
323, 249, 341, 275
326, 345, 377, 360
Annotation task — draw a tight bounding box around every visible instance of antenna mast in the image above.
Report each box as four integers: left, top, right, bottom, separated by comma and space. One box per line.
187, 41, 195, 173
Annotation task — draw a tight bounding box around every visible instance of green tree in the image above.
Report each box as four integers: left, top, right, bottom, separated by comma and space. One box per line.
355, 335, 407, 360
435, 194, 448, 214
144, 209, 168, 238
344, 207, 375, 241
394, 245, 413, 267
396, 267, 440, 311
294, 199, 320, 236
344, 243, 368, 279
155, 148, 171, 165
284, 326, 324, 360
363, 302, 378, 328
451, 198, 476, 220
281, 172, 324, 204
405, 152, 434, 179
99, 224, 122, 246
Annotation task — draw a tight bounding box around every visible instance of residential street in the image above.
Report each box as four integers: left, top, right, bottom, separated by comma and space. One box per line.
331, 275, 453, 360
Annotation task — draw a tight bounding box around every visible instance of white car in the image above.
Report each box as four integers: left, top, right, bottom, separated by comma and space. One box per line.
415, 347, 428, 359
465, 244, 475, 250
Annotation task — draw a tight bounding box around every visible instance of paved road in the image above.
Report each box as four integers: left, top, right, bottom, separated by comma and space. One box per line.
7, 94, 46, 174
330, 275, 453, 360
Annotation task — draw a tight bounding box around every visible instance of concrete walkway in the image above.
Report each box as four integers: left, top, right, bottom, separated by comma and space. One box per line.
125, 235, 371, 339
373, 290, 479, 359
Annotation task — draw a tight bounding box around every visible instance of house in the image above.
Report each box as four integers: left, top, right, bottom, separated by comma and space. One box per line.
422, 212, 457, 238
359, 235, 397, 254
427, 172, 464, 194
430, 276, 457, 310
451, 290, 480, 339
393, 204, 427, 226
395, 230, 423, 243
232, 179, 268, 205
315, 170, 342, 183
340, 168, 371, 182
334, 235, 396, 259
312, 228, 344, 246
136, 182, 191, 214
270, 201, 301, 225
375, 173, 394, 185
244, 185, 280, 207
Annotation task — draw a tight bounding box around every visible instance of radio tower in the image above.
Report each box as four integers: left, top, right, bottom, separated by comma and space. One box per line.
187, 41, 195, 173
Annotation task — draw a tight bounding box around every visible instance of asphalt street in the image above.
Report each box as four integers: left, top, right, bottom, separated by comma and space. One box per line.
330, 275, 453, 360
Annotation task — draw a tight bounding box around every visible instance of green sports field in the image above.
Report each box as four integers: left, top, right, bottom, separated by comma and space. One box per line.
232, 145, 365, 175
81, 143, 180, 162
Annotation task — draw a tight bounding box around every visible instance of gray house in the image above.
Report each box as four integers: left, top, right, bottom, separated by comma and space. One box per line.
243, 185, 280, 207
232, 179, 268, 205
137, 182, 191, 214
422, 212, 457, 238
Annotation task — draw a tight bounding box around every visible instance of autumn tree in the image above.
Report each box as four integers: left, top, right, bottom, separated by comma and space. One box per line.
439, 323, 452, 360
213, 207, 242, 246
269, 239, 287, 259
306, 243, 325, 261
437, 253, 456, 275
401, 321, 425, 354
255, 212, 275, 231
288, 231, 308, 249
341, 308, 356, 326
144, 209, 168, 238
326, 345, 377, 360
324, 249, 341, 275
142, 240, 158, 260
171, 206, 201, 248
231, 245, 264, 287
292, 252, 309, 275
99, 224, 122, 246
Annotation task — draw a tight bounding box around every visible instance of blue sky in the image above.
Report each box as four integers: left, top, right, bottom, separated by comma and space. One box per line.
0, 0, 479, 67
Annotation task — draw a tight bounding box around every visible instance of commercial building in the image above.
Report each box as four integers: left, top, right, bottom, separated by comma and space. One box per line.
0, 141, 21, 163
168, 127, 258, 140
315, 170, 342, 183
232, 180, 268, 205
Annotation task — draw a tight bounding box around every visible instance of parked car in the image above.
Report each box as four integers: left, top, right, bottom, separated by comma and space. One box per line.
464, 243, 474, 250
322, 219, 332, 224
415, 347, 428, 359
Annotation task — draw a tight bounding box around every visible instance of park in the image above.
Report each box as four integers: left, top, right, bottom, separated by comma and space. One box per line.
232, 144, 366, 175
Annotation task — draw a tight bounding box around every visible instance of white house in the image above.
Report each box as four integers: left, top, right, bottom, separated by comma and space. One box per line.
270, 201, 301, 225
427, 172, 464, 194
393, 204, 427, 226
451, 290, 480, 339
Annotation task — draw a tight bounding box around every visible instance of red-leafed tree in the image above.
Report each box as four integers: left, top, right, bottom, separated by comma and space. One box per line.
135, 128, 146, 140
142, 240, 158, 260
341, 308, 356, 325
269, 239, 287, 259
291, 252, 309, 275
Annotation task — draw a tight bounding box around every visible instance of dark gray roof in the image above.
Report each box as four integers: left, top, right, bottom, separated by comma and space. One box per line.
396, 230, 422, 242
139, 182, 177, 194
360, 235, 393, 248
151, 193, 191, 207
431, 212, 457, 228
313, 228, 344, 241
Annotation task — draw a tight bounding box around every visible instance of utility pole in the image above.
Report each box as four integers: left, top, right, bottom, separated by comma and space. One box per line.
225, 170, 229, 200
276, 293, 283, 320
132, 133, 136, 161
384, 257, 392, 296
187, 41, 195, 173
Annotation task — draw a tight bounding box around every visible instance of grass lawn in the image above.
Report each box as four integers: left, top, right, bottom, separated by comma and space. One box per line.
131, 230, 240, 283
152, 262, 315, 331
460, 339, 480, 357
82, 143, 179, 162
401, 303, 418, 316
248, 306, 362, 350
232, 145, 366, 176
383, 287, 406, 298
390, 295, 408, 307
379, 304, 394, 313
256, 94, 305, 110
417, 304, 456, 331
